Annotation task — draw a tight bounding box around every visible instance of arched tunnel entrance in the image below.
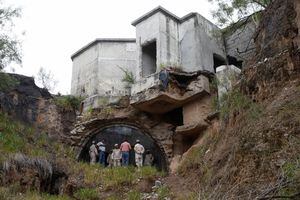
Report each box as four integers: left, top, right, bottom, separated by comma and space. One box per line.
78, 124, 168, 171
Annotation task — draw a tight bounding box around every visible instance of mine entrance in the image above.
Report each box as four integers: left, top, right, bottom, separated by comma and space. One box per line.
213, 53, 226, 72
79, 124, 167, 170
142, 40, 157, 77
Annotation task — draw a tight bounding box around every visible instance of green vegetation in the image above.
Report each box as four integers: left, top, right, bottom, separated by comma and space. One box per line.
118, 66, 135, 84
74, 188, 99, 200
54, 95, 84, 111
156, 186, 171, 200
208, 0, 271, 27
71, 163, 163, 190
0, 72, 19, 91
127, 190, 142, 200
177, 146, 206, 175
0, 2, 22, 70
219, 89, 263, 120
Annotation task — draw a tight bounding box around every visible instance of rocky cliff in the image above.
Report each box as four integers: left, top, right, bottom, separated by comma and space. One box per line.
0, 74, 76, 140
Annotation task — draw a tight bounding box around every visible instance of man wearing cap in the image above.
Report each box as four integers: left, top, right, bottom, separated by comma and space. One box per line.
97, 140, 106, 166
120, 139, 131, 166
134, 139, 145, 168
112, 144, 122, 167
89, 141, 98, 164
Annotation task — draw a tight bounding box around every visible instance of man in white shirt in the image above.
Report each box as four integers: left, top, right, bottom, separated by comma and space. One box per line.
134, 139, 145, 168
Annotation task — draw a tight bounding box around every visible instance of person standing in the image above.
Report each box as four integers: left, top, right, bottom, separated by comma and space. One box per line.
120, 139, 131, 166
97, 141, 106, 166
107, 150, 113, 168
144, 150, 154, 166
89, 141, 98, 164
134, 140, 145, 168
112, 144, 122, 167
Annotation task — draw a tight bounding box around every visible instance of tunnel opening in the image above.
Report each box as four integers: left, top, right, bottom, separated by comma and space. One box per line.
78, 124, 168, 171
142, 40, 157, 77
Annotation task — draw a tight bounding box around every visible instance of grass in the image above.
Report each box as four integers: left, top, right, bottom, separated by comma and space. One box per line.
177, 146, 206, 175
127, 190, 142, 200
74, 188, 99, 200
70, 162, 163, 190
156, 186, 171, 200
54, 95, 83, 111
219, 89, 263, 120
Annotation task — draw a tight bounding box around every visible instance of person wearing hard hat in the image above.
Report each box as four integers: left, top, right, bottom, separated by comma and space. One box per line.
134, 139, 145, 168
89, 141, 98, 164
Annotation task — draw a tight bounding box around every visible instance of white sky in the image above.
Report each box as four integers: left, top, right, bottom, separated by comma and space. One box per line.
4, 0, 217, 94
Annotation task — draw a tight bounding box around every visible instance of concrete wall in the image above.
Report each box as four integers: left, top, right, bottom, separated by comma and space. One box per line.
179, 14, 226, 73
71, 45, 98, 96
71, 41, 137, 97
135, 12, 180, 79
224, 20, 256, 64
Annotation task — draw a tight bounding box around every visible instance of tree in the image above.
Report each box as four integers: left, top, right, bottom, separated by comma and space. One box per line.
0, 1, 22, 70
36, 67, 58, 92
209, 0, 272, 27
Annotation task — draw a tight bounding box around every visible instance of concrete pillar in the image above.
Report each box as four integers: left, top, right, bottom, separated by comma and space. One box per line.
216, 65, 241, 102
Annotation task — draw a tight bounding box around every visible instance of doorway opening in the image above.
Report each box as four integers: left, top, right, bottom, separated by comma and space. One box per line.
213, 53, 226, 72
142, 41, 157, 77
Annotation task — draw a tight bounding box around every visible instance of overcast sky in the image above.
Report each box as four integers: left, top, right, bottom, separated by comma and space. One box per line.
5, 0, 217, 94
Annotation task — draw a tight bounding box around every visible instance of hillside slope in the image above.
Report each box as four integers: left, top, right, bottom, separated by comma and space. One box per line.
168, 0, 300, 199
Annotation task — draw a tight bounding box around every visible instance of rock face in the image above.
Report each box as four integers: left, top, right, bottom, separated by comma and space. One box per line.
1, 154, 69, 195
242, 0, 300, 101
0, 74, 76, 139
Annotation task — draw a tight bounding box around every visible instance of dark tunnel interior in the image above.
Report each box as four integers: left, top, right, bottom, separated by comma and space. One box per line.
78, 124, 168, 171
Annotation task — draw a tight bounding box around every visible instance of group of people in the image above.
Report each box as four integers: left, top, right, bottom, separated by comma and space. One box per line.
89, 139, 154, 168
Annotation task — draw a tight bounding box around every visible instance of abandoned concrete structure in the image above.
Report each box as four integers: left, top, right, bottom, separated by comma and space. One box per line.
70, 6, 253, 170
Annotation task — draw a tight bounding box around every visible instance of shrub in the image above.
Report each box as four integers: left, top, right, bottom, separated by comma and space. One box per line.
0, 72, 19, 92
118, 66, 135, 84
54, 95, 83, 111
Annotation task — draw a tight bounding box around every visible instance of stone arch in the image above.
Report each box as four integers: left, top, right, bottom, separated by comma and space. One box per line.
75, 120, 169, 171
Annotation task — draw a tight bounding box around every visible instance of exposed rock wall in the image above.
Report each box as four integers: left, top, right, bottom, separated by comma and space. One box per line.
242, 0, 300, 101
0, 74, 76, 140
224, 19, 257, 64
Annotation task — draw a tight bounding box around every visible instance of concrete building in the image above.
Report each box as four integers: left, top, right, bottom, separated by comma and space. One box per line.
71, 6, 253, 98
70, 6, 252, 170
